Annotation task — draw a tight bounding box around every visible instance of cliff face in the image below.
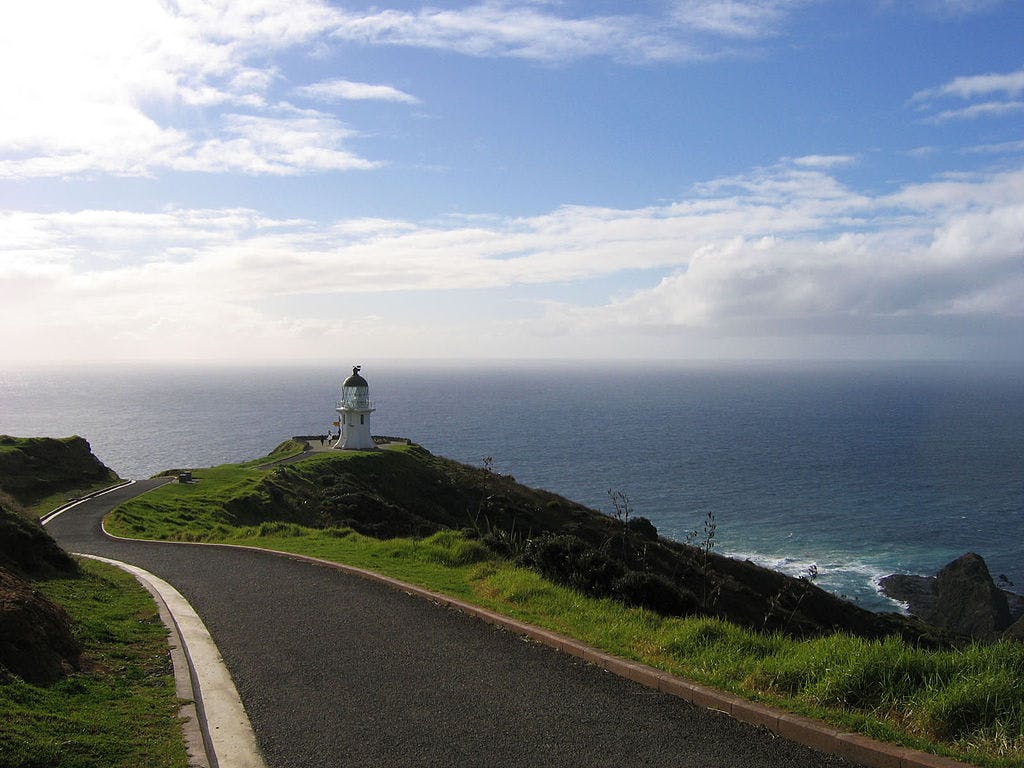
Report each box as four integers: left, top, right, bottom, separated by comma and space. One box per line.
0, 494, 81, 683
233, 445, 946, 645
0, 437, 100, 683
0, 435, 119, 510
0, 564, 80, 683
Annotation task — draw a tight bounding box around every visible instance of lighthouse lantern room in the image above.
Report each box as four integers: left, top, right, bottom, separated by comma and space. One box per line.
335, 365, 376, 450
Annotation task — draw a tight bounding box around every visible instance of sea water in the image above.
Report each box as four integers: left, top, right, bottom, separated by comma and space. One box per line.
2, 360, 1021, 612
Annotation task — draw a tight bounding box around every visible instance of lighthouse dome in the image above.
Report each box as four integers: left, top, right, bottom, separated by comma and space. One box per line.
342, 366, 368, 388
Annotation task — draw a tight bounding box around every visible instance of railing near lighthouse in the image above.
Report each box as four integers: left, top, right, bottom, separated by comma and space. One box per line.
337, 396, 373, 410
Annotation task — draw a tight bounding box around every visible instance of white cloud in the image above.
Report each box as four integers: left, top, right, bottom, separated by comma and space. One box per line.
789, 154, 857, 169
0, 0, 806, 180
911, 67, 1024, 126
2, 162, 1021, 361
326, 0, 808, 64
296, 79, 421, 104
927, 100, 1024, 123
913, 67, 1024, 102
0, 0, 385, 179
963, 139, 1024, 155
177, 110, 380, 175
329, 4, 687, 63
670, 0, 799, 38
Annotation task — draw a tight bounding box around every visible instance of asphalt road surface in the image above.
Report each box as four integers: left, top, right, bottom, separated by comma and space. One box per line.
46, 480, 864, 768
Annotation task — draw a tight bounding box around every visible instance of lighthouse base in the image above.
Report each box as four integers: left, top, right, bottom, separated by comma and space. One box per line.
335, 407, 375, 450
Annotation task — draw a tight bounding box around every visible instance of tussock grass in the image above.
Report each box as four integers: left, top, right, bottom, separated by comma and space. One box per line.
108, 455, 1024, 767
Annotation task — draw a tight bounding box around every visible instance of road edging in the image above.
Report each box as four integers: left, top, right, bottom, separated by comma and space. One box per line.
77, 553, 267, 768
39, 479, 135, 525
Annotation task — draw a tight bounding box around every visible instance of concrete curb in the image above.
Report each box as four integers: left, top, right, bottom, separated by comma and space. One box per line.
38, 479, 135, 525
77, 553, 267, 768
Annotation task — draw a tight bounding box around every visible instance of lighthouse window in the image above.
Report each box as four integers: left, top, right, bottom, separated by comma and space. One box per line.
360, 415, 364, 425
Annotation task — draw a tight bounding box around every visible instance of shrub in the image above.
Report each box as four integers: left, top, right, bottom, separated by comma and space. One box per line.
612, 570, 695, 616
627, 516, 658, 540
256, 521, 305, 537
519, 534, 623, 598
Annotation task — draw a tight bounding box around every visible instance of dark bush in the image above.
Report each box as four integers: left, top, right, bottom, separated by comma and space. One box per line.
519, 534, 624, 597
480, 528, 527, 558
612, 571, 697, 616
627, 516, 658, 540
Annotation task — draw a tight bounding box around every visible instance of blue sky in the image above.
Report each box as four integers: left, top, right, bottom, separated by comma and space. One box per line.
1, 0, 1022, 363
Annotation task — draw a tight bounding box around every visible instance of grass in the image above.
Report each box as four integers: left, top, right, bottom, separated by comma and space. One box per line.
106, 453, 1024, 768
0, 559, 189, 768
0, 436, 121, 518
239, 438, 309, 467
26, 480, 125, 520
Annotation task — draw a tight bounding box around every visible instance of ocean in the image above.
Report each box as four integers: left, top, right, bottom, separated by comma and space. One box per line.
2, 360, 1021, 612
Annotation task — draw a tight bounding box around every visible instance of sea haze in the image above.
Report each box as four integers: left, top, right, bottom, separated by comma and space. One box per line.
2, 360, 1021, 612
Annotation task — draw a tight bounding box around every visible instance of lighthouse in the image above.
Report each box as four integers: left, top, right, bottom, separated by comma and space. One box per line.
334, 365, 376, 450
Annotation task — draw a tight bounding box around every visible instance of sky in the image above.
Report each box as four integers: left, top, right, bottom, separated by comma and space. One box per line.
1, 0, 1022, 364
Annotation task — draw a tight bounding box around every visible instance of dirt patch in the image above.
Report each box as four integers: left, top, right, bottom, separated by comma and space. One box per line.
0, 566, 81, 684
0, 492, 76, 576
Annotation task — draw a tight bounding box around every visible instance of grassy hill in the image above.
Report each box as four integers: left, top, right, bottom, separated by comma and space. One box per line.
112, 442, 942, 643
0, 435, 120, 516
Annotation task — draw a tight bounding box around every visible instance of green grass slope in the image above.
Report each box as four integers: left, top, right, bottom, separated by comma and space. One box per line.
0, 435, 120, 515
0, 559, 189, 768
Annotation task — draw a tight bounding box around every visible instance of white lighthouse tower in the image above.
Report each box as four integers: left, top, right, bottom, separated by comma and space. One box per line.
335, 365, 376, 450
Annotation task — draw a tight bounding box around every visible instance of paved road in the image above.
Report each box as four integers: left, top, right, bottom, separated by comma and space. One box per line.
47, 481, 862, 768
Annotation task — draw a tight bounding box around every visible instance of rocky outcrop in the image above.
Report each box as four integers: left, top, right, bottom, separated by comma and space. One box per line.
880, 552, 1021, 642
1003, 614, 1024, 641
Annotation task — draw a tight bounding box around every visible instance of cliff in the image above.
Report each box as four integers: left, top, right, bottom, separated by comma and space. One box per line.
0, 435, 119, 510
0, 437, 103, 683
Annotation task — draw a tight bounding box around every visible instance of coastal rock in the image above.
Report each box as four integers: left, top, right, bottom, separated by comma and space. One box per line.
1003, 614, 1024, 642
880, 553, 1014, 641
1004, 588, 1024, 623
932, 553, 1011, 640
877, 573, 937, 615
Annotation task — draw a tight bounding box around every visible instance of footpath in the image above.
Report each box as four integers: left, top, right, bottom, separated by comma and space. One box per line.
43, 480, 970, 768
